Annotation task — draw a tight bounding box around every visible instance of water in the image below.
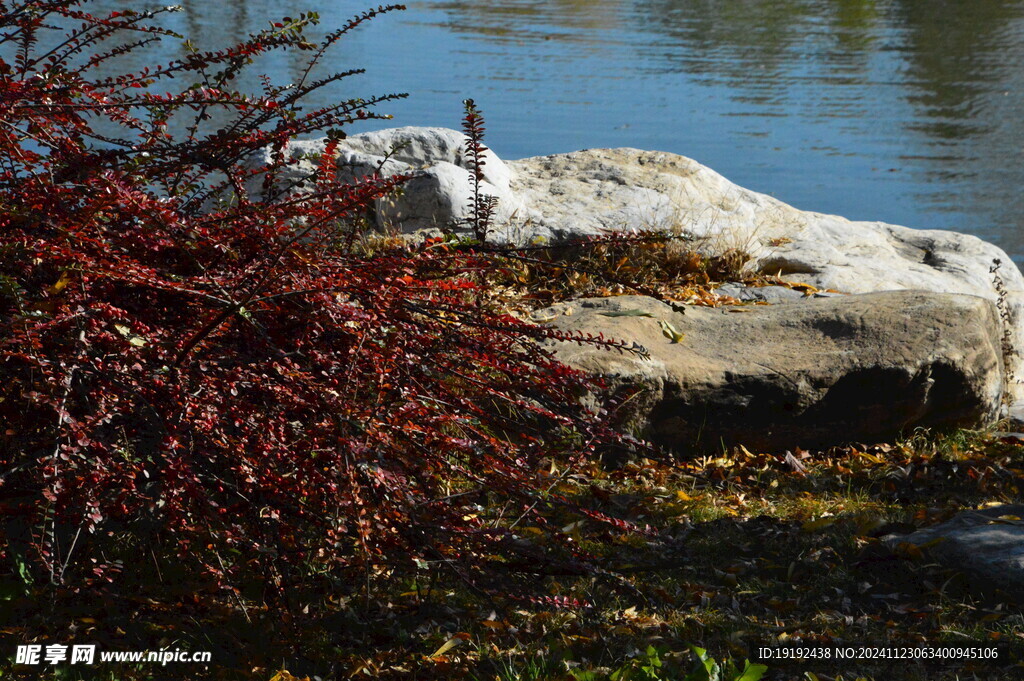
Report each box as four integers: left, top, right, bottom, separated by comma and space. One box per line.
58, 1, 1024, 260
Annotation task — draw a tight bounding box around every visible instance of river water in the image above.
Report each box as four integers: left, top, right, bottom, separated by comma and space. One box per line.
78, 1, 1024, 261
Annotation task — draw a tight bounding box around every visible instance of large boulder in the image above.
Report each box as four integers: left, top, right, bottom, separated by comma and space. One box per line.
506, 148, 1024, 403
247, 128, 1024, 402
883, 505, 1024, 601
541, 292, 1003, 453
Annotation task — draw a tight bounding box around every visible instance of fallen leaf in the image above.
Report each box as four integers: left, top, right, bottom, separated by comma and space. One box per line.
479, 620, 508, 630
788, 282, 819, 294
658, 318, 685, 343
855, 450, 886, 465
783, 451, 807, 474
599, 309, 655, 317
430, 633, 470, 657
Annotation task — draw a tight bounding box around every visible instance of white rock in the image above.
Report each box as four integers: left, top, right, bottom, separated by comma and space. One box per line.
376, 162, 509, 232
339, 126, 514, 193
244, 127, 1024, 402
244, 127, 525, 235
506, 148, 783, 246
506, 146, 1024, 403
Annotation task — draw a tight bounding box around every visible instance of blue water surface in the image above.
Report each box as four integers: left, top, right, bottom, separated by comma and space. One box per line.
72, 0, 1024, 261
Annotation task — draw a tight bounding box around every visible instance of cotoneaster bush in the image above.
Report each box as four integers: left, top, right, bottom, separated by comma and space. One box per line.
0, 0, 645, 619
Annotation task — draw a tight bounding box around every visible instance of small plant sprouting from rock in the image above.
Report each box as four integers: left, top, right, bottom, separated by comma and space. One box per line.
990, 258, 1018, 407
461, 98, 499, 242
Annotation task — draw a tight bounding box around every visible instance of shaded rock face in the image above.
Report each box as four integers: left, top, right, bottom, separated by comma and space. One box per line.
883, 505, 1024, 601
543, 292, 1003, 453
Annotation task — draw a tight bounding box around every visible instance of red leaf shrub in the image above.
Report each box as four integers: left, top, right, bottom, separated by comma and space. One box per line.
0, 1, 641, 606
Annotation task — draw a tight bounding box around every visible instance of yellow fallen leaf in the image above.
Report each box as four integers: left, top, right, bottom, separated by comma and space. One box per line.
430, 633, 469, 657
736, 444, 756, 459
855, 450, 886, 465
788, 282, 819, 294
658, 319, 685, 343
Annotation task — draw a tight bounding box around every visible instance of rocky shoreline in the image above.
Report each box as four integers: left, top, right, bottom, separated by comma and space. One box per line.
255, 125, 1024, 451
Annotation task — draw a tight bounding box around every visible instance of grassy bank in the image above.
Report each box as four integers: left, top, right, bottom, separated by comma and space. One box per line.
273, 428, 1024, 681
